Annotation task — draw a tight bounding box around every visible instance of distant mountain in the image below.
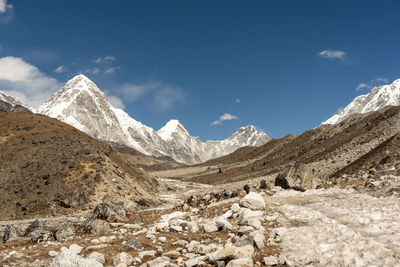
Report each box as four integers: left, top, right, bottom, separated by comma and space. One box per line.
323, 78, 400, 124
0, 91, 31, 112
39, 74, 270, 164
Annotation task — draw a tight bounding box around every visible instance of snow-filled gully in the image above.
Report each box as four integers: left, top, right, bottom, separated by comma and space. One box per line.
268, 188, 400, 266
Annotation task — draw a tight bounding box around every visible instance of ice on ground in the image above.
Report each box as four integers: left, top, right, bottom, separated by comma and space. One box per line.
269, 188, 400, 266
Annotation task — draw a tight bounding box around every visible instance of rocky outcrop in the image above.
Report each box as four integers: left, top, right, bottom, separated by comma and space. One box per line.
275, 164, 314, 191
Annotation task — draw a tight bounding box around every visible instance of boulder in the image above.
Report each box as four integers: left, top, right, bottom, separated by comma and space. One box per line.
213, 245, 254, 261
113, 252, 134, 266
274, 164, 314, 191
142, 256, 170, 267
238, 209, 264, 225
92, 203, 127, 222
239, 192, 266, 210
226, 258, 253, 267
138, 250, 157, 259
122, 239, 143, 251
162, 250, 180, 259
3, 225, 24, 242
50, 247, 102, 267
55, 223, 75, 241
86, 219, 110, 234
87, 252, 105, 264
203, 221, 219, 233
264, 255, 278, 265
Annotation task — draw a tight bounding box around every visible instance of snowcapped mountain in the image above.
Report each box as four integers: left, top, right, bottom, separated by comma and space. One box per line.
39, 74, 270, 164
0, 91, 31, 112
323, 78, 400, 125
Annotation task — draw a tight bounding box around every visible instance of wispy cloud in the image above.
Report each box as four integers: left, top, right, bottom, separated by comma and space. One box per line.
113, 81, 185, 111
355, 77, 389, 91
211, 113, 238, 126
54, 65, 67, 74
104, 66, 119, 75
318, 50, 346, 60
235, 98, 240, 103
93, 56, 116, 64
0, 56, 61, 108
0, 0, 13, 13
107, 95, 125, 109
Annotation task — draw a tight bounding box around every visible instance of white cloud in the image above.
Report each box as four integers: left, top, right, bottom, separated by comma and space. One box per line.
104, 66, 119, 74
355, 83, 369, 91
235, 98, 240, 103
0, 56, 61, 108
93, 56, 116, 64
107, 95, 125, 109
211, 113, 238, 126
54, 65, 67, 73
83, 68, 100, 75
120, 82, 158, 102
154, 87, 185, 110
318, 50, 346, 60
355, 77, 389, 91
0, 0, 12, 13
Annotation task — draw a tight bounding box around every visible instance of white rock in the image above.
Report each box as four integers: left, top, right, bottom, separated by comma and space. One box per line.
212, 245, 254, 261
158, 236, 167, 243
186, 241, 200, 253
215, 218, 233, 230
226, 258, 254, 267
183, 256, 207, 267
170, 225, 183, 232
69, 244, 83, 254
142, 256, 170, 267
231, 203, 241, 213
246, 217, 262, 229
203, 221, 218, 233
239, 192, 266, 210
264, 255, 278, 265
87, 252, 105, 264
50, 247, 103, 267
188, 221, 199, 233
113, 252, 134, 266
138, 250, 157, 259
48, 250, 58, 257
238, 208, 264, 225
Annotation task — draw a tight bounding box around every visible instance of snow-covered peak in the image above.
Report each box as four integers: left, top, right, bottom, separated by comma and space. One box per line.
323, 78, 400, 125
224, 124, 270, 146
158, 119, 190, 140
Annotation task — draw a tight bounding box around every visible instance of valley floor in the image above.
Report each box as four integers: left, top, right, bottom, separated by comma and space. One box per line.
2, 175, 400, 266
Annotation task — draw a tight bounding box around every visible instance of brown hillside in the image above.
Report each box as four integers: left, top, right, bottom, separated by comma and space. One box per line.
174, 106, 400, 185
0, 112, 157, 220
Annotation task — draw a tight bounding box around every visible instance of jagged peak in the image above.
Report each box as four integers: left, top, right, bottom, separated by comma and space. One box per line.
158, 119, 190, 140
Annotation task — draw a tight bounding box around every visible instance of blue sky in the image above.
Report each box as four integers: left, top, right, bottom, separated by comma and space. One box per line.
1, 0, 400, 140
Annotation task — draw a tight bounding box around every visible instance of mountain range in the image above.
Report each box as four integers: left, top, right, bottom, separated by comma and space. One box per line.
1, 74, 270, 164
323, 78, 400, 124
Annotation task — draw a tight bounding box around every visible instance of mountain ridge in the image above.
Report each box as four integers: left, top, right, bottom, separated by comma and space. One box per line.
38, 75, 270, 164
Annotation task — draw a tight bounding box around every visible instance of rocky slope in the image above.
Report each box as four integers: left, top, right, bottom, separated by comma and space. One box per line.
0, 112, 157, 221
158, 105, 400, 187
0, 91, 31, 112
323, 78, 400, 124
39, 75, 270, 164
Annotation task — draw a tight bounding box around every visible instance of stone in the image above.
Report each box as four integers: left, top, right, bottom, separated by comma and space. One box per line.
252, 232, 265, 249
113, 252, 134, 266
264, 255, 278, 265
133, 214, 143, 224
158, 236, 167, 243
246, 218, 262, 230
243, 184, 251, 194
49, 250, 58, 257
50, 247, 102, 267
215, 218, 233, 231
231, 203, 240, 213
226, 258, 253, 267
197, 245, 212, 255
69, 244, 83, 254
213, 245, 254, 261
26, 220, 52, 242
163, 250, 180, 259
86, 219, 110, 234
170, 225, 183, 232
274, 164, 314, 191
186, 241, 200, 253
143, 256, 170, 267
238, 209, 263, 225
173, 240, 188, 246
122, 239, 143, 250
188, 221, 199, 233
235, 235, 254, 247
138, 250, 157, 259
3, 225, 24, 242
204, 221, 219, 232
55, 223, 75, 241
239, 192, 266, 210
92, 203, 127, 222
87, 252, 105, 264
259, 179, 268, 189
183, 256, 207, 267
